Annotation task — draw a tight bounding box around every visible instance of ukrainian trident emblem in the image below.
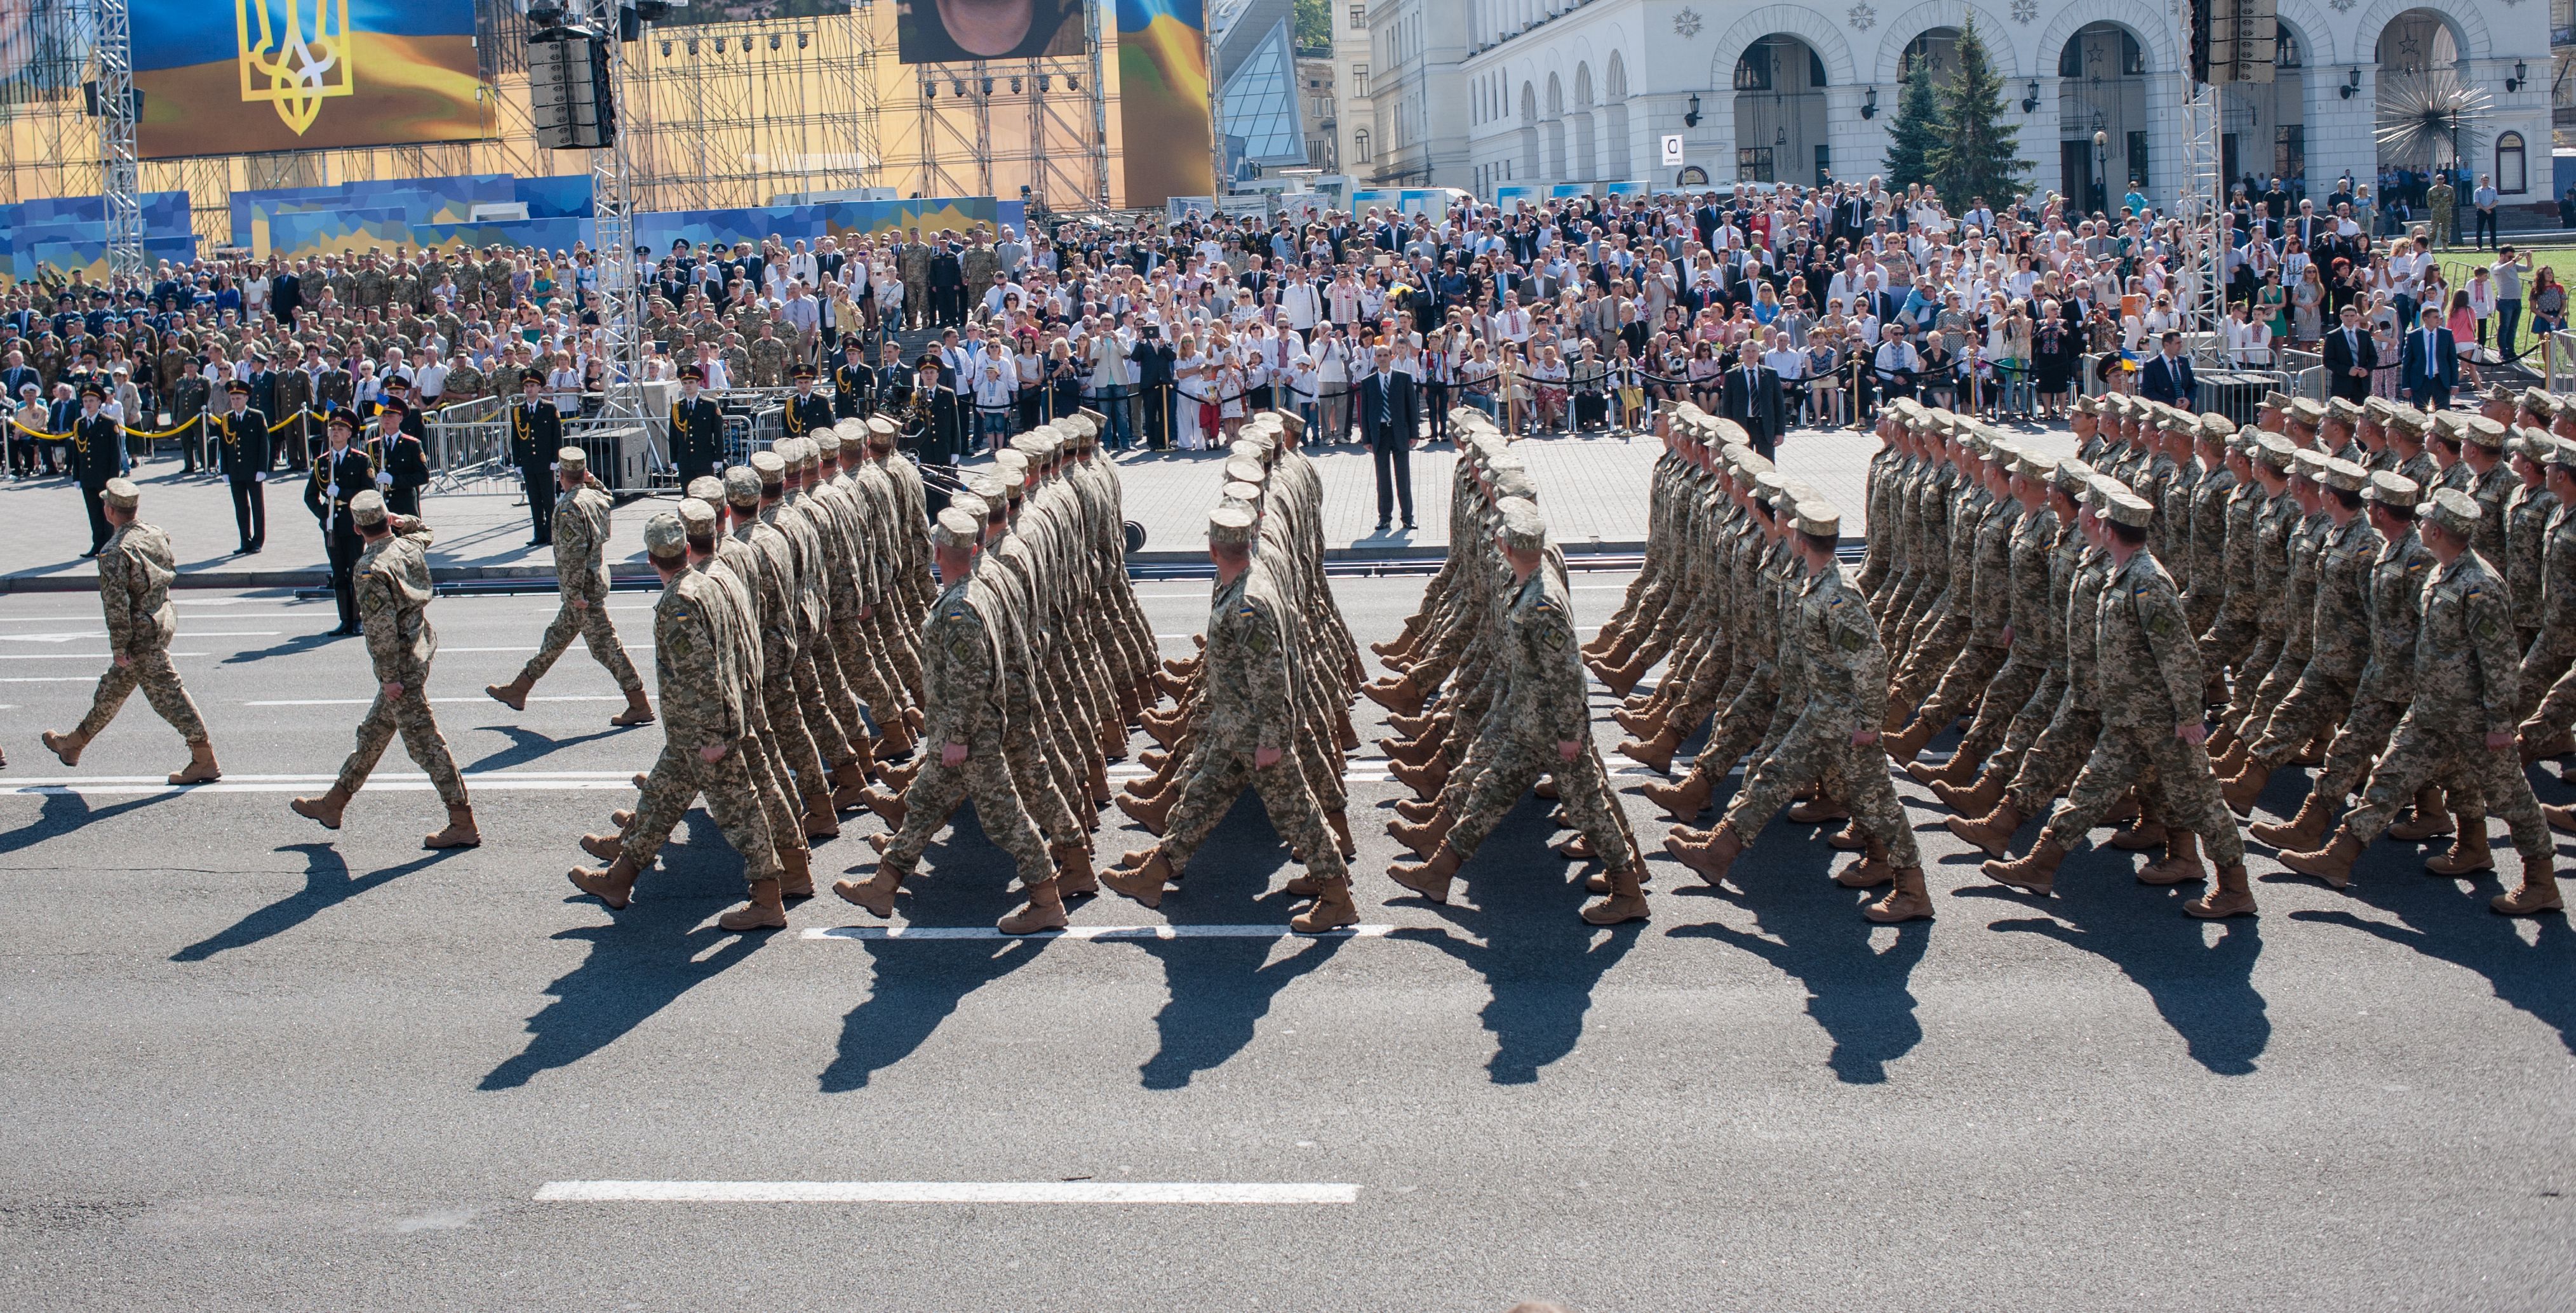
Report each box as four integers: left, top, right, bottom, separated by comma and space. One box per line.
236, 0, 355, 137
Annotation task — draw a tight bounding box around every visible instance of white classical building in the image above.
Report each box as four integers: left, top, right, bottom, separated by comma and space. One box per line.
1353, 0, 2554, 213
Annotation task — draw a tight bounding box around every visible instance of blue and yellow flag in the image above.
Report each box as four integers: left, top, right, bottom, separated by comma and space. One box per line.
132, 0, 490, 158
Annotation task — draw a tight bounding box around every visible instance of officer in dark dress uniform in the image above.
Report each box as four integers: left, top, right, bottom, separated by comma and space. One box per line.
70, 383, 123, 556
906, 352, 962, 516
507, 371, 563, 546
782, 364, 834, 440
305, 412, 375, 635
669, 363, 724, 482
831, 343, 872, 420
375, 396, 430, 517
213, 379, 272, 553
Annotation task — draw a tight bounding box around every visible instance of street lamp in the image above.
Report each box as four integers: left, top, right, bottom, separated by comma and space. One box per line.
2093, 128, 2109, 213
1860, 87, 1877, 119
2506, 60, 2529, 93
1683, 93, 1701, 128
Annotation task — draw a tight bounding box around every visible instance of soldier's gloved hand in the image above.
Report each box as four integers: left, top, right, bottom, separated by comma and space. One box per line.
700, 743, 729, 763
1557, 739, 1581, 763
1256, 746, 1282, 768
2177, 721, 2209, 745
943, 741, 969, 767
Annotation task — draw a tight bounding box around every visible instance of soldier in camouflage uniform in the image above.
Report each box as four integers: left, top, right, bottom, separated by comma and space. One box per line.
1909, 445, 2062, 796
289, 491, 480, 850
1935, 454, 2095, 826
39, 478, 222, 785
749, 323, 791, 390
569, 509, 789, 931
1982, 487, 2255, 918
483, 446, 655, 725
2220, 457, 2380, 815
838, 507, 1066, 935
2282, 490, 2565, 914
2516, 434, 2576, 772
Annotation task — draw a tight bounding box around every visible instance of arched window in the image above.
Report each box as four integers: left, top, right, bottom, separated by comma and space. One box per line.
2497, 131, 2527, 194
1355, 128, 1373, 163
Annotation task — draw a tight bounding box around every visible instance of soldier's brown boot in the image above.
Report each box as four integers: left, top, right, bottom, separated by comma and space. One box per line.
2203, 673, 2231, 707
2425, 815, 2493, 876
2389, 785, 2453, 840
424, 803, 481, 850
2293, 733, 2330, 767
800, 794, 840, 840
1596, 658, 1650, 699
2546, 802, 2576, 835
1533, 776, 1560, 800
1393, 796, 1439, 823
610, 688, 656, 726
996, 879, 1069, 935
1052, 843, 1099, 899
1386, 710, 1435, 738
168, 738, 221, 785
1152, 667, 1190, 699
2520, 726, 2576, 763
2280, 829, 2365, 889
1863, 867, 1935, 923
1551, 832, 1597, 861
1389, 813, 1454, 862
1387, 844, 1462, 903
718, 879, 788, 932
39, 729, 86, 768
1579, 864, 1651, 925
862, 786, 908, 829
1787, 794, 1848, 825
580, 831, 624, 862
1882, 718, 1937, 766
1834, 841, 1895, 888
2490, 854, 2565, 915
1618, 725, 1682, 774
2204, 720, 2238, 758
1291, 877, 1362, 933
1666, 821, 1747, 887
1638, 774, 1709, 822
568, 855, 641, 909
1613, 707, 1661, 738
1825, 820, 1870, 851
1117, 788, 1175, 835
483, 674, 532, 711
1102, 849, 1174, 907
1947, 801, 2025, 858
1389, 756, 1448, 799
833, 863, 905, 917
2185, 862, 2258, 918
1982, 837, 2067, 896
2108, 818, 2168, 851
1141, 709, 1184, 750
777, 847, 814, 900
2250, 794, 2334, 851
610, 808, 636, 829
2219, 757, 2274, 816
1905, 750, 1979, 789
1327, 810, 1356, 860
1931, 765, 2006, 816
631, 771, 651, 790
1362, 674, 1424, 715
290, 783, 352, 830
2138, 831, 2209, 885
866, 832, 892, 856
1381, 735, 1440, 767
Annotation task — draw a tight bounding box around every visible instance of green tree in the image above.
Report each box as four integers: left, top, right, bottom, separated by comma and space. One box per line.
1294, 0, 1332, 50
1925, 17, 2028, 206
1880, 57, 1945, 190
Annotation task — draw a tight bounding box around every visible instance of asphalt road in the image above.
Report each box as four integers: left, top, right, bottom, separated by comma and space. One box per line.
0, 578, 2570, 1312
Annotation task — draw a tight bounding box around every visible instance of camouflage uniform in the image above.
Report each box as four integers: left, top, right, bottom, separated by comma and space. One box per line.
332, 519, 467, 806
1445, 564, 1630, 863
621, 556, 781, 882
1720, 560, 1919, 863
514, 477, 643, 693
73, 518, 208, 745
882, 575, 1054, 887
1157, 568, 1346, 881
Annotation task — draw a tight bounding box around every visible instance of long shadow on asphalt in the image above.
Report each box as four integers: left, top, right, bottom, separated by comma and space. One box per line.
171, 844, 461, 962
1962, 845, 2271, 1076
1116, 792, 1346, 1090
2283, 825, 2576, 1055
1664, 813, 1929, 1084
818, 804, 1053, 1093
1390, 798, 1641, 1085
0, 787, 181, 856
481, 811, 773, 1091
218, 630, 345, 665
463, 723, 634, 773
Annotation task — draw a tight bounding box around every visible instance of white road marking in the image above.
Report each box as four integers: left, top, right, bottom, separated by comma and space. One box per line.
806, 923, 1399, 942
0, 631, 278, 643
241, 695, 629, 706
0, 652, 206, 660
437, 645, 653, 653
533, 1180, 1359, 1205
0, 676, 108, 683
3, 769, 642, 797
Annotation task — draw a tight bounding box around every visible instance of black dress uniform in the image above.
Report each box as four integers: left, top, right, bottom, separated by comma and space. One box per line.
906, 358, 963, 516
831, 354, 871, 419
213, 389, 272, 552
305, 429, 375, 634
69, 391, 122, 556
506, 390, 563, 545
379, 408, 429, 518
782, 378, 833, 441
668, 370, 724, 481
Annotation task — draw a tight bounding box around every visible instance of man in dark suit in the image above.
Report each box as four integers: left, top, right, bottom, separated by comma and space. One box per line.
375, 397, 429, 518
70, 383, 123, 556
2401, 306, 2458, 411
927, 240, 965, 328
668, 363, 725, 483
1129, 325, 1177, 450
1358, 344, 1418, 531
2321, 303, 2378, 403
270, 267, 302, 324
508, 372, 562, 546
2140, 331, 2197, 407
213, 379, 271, 553
305, 412, 374, 634
1720, 350, 1788, 460
906, 352, 963, 516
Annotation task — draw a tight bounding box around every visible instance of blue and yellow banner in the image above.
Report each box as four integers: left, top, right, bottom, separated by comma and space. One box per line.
132, 0, 490, 159
1117, 0, 1214, 208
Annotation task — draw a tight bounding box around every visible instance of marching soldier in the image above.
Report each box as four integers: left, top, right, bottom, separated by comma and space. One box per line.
213, 378, 272, 553
39, 477, 220, 785
485, 446, 655, 726
288, 492, 480, 850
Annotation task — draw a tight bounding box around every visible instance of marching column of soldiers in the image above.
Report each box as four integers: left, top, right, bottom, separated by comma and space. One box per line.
1585, 384, 2566, 924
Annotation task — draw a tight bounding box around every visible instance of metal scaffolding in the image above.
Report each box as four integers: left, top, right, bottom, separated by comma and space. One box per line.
95, 0, 141, 275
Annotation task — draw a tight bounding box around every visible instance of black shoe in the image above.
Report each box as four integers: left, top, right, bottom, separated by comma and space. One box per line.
1402, 521, 1416, 531
1374, 520, 1390, 532
328, 623, 359, 637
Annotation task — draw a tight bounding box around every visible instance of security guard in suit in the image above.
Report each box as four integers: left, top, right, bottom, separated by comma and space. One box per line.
782, 364, 834, 440
70, 382, 123, 557
507, 371, 563, 546
376, 396, 431, 518
669, 363, 725, 482
213, 378, 272, 553
306, 411, 377, 635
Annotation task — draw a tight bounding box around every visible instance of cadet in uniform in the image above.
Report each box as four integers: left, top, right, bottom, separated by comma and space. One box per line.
213, 379, 271, 554
670, 363, 726, 481
507, 373, 562, 547
305, 412, 375, 636
484, 446, 655, 726
39, 477, 221, 785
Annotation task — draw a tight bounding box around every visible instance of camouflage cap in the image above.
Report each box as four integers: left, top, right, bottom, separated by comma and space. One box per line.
556, 445, 587, 470
2366, 470, 2420, 507
1794, 502, 1841, 537
1734, 450, 1775, 477
2289, 448, 2330, 479
2321, 457, 2368, 493
962, 473, 1005, 504
676, 498, 717, 538
2427, 411, 2468, 443
2521, 387, 2557, 418
1752, 470, 1789, 508
1710, 417, 1750, 447
100, 476, 140, 509
349, 489, 387, 526
2483, 382, 2518, 404
749, 450, 786, 484
685, 475, 725, 506
1228, 439, 1267, 464
2262, 390, 2293, 410
2363, 396, 2396, 422
2286, 397, 2326, 426
1208, 503, 1259, 546
1222, 456, 1267, 485
643, 510, 687, 558
1492, 466, 1540, 501
2081, 477, 2117, 512
814, 431, 842, 458
2198, 412, 2238, 439
2069, 394, 2099, 415
931, 507, 983, 549
2511, 425, 2553, 458
2385, 404, 2429, 436
2425, 487, 2481, 538
1495, 497, 1546, 550
2459, 413, 2507, 450
2324, 397, 2363, 423
1221, 479, 1264, 503
864, 415, 899, 444
2544, 436, 2576, 470
2103, 488, 2156, 528
2014, 450, 2057, 481
723, 465, 763, 507
993, 448, 1030, 474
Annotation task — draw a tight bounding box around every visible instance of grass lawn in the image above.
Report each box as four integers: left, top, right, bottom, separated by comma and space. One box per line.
2432, 241, 2576, 288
